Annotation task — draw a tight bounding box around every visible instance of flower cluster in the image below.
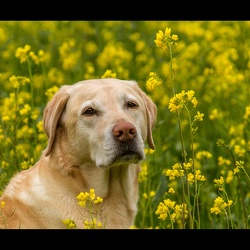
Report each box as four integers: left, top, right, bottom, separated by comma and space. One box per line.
168, 90, 198, 113
154, 27, 178, 54
210, 197, 233, 215
62, 219, 77, 229
213, 176, 225, 191
77, 188, 103, 207
84, 217, 103, 229
9, 75, 30, 89
187, 170, 206, 183
146, 72, 162, 91
15, 44, 46, 65
101, 69, 117, 78
1, 201, 5, 209
62, 189, 104, 229
155, 199, 188, 223
165, 163, 184, 180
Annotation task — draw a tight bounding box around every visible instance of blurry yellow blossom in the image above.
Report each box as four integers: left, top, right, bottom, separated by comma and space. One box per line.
31, 108, 40, 120
85, 41, 98, 55
196, 151, 212, 160
2, 116, 10, 121
21, 159, 34, 170
165, 28, 171, 36
218, 156, 231, 166
135, 40, 146, 52
210, 197, 233, 215
154, 27, 178, 54
144, 190, 158, 200
214, 176, 224, 191
129, 225, 138, 229
138, 162, 148, 183
47, 67, 65, 85
59, 40, 81, 70
9, 75, 30, 89
0, 126, 3, 140
76, 189, 103, 208
1, 161, 9, 169
234, 144, 245, 157
195, 170, 206, 182
183, 162, 192, 170
19, 104, 31, 116
15, 44, 31, 63
0, 27, 7, 44
209, 108, 223, 120
155, 199, 188, 223
146, 72, 162, 91
36, 121, 44, 133
17, 125, 34, 139
1, 201, 5, 209
188, 170, 206, 184
225, 170, 234, 184
84, 218, 103, 229
168, 188, 175, 194
243, 106, 250, 120
96, 43, 132, 69
29, 51, 39, 65
63, 219, 77, 229
101, 69, 117, 78
234, 161, 244, 175
45, 86, 59, 101
38, 50, 45, 61
150, 191, 156, 197
168, 90, 198, 113
166, 163, 184, 180
194, 111, 204, 122
144, 148, 155, 155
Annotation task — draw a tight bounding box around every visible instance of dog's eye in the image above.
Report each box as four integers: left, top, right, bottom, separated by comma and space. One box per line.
82, 108, 96, 116
127, 101, 138, 109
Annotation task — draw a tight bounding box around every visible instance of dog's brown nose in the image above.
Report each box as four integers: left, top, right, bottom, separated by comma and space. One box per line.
113, 122, 136, 141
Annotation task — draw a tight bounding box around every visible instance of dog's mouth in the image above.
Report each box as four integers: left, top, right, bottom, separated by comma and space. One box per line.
100, 140, 145, 168
119, 149, 141, 159
111, 146, 145, 166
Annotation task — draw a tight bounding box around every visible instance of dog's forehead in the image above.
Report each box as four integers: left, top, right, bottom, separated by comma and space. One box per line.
75, 78, 138, 90
69, 78, 142, 100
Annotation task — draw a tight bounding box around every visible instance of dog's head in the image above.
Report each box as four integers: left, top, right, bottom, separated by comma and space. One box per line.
43, 78, 157, 168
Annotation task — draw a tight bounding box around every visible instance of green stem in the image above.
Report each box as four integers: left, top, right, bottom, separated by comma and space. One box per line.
27, 58, 34, 110
226, 146, 247, 229
185, 106, 200, 229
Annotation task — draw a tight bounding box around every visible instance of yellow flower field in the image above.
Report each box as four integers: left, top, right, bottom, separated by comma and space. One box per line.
0, 21, 249, 229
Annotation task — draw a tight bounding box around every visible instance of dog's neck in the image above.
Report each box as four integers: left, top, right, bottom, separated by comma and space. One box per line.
44, 149, 140, 200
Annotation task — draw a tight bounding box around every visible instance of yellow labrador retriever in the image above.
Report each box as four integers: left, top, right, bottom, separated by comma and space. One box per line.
0, 78, 157, 229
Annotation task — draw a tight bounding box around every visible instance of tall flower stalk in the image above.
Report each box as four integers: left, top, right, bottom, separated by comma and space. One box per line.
153, 27, 205, 229
216, 139, 249, 229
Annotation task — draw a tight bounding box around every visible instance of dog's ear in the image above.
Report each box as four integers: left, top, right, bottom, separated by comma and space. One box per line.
140, 91, 157, 150
43, 86, 71, 156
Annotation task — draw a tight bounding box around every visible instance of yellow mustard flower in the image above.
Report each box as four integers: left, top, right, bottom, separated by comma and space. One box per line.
168, 90, 198, 113
146, 72, 162, 91
194, 111, 205, 122
1, 201, 5, 209
15, 44, 31, 63
62, 219, 77, 229
168, 188, 175, 194
101, 69, 117, 78
154, 27, 178, 54
210, 197, 233, 215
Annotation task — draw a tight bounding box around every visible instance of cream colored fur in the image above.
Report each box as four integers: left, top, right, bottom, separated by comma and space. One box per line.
0, 78, 157, 229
